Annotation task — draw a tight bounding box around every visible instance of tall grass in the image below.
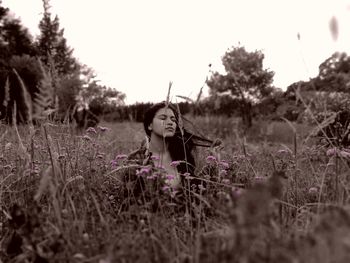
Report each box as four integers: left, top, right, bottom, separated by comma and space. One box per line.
0, 117, 350, 262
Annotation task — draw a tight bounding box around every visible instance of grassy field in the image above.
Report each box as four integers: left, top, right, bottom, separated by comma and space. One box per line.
1, 117, 350, 263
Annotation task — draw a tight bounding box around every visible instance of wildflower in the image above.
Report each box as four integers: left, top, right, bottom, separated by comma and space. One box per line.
253, 176, 266, 184
170, 190, 179, 198
110, 160, 118, 167
198, 184, 206, 191
98, 126, 109, 132
170, 161, 181, 167
326, 147, 337, 157
146, 175, 156, 180
219, 169, 228, 177
136, 166, 151, 177
203, 174, 211, 180
151, 155, 160, 161
327, 160, 335, 167
277, 149, 292, 156
140, 219, 146, 226
86, 127, 97, 134
162, 185, 171, 192
83, 233, 89, 241
4, 143, 12, 151
206, 155, 217, 164
140, 167, 151, 174
166, 174, 175, 180
96, 154, 104, 159
222, 178, 230, 184
183, 172, 191, 178
152, 172, 161, 178
219, 160, 229, 169
82, 135, 92, 142
308, 187, 318, 195
340, 150, 350, 158
61, 208, 68, 215
116, 154, 128, 160
232, 187, 243, 198
155, 163, 165, 169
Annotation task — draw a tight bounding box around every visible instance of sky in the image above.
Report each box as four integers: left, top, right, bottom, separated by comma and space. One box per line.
2, 0, 350, 104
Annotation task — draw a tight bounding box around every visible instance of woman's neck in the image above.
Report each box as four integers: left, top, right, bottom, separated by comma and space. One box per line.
149, 134, 169, 155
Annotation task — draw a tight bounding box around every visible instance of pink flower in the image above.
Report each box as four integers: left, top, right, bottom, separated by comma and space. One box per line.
111, 160, 118, 167
155, 164, 165, 169
170, 190, 179, 198
340, 150, 350, 158
327, 161, 335, 167
86, 127, 97, 134
206, 155, 217, 164
136, 166, 151, 177
219, 170, 228, 176
166, 174, 175, 180
183, 172, 191, 178
326, 148, 337, 157
308, 187, 318, 195
277, 149, 291, 155
82, 135, 92, 141
222, 178, 230, 184
162, 185, 171, 192
116, 154, 128, 160
253, 176, 266, 184
98, 126, 109, 132
198, 184, 206, 191
232, 187, 243, 198
151, 155, 160, 161
58, 155, 65, 160
219, 161, 229, 169
152, 172, 161, 178
170, 161, 181, 167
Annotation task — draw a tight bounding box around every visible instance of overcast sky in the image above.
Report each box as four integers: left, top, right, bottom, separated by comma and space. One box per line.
2, 0, 350, 104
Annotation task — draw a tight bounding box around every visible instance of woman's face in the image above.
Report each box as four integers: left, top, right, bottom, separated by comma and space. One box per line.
149, 107, 177, 138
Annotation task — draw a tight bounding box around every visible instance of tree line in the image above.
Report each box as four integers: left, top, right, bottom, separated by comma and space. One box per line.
106, 48, 350, 129
0, 0, 125, 124
1, 0, 348, 129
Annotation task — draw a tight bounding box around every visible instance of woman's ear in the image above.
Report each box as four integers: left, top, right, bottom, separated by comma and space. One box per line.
148, 124, 152, 131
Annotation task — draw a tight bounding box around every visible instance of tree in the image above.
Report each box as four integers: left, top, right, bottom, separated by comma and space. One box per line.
81, 81, 126, 117
207, 46, 274, 128
37, 0, 78, 76
315, 52, 350, 93
0, 2, 53, 124
0, 2, 37, 61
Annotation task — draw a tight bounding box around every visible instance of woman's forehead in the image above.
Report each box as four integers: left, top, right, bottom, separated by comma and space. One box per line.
155, 107, 175, 116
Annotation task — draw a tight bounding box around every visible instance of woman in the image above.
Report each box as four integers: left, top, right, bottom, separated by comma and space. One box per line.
122, 101, 217, 209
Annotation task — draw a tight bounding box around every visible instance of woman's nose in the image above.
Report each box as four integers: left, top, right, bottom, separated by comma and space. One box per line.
165, 118, 175, 125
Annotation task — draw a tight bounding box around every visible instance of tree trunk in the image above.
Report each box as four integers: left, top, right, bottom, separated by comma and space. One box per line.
240, 100, 253, 129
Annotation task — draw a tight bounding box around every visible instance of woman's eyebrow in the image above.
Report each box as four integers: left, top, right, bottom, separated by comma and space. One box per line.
158, 113, 175, 117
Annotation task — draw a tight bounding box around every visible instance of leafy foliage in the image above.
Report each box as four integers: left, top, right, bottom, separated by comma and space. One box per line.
0, 4, 37, 61
37, 1, 78, 77
207, 46, 275, 128
81, 81, 126, 116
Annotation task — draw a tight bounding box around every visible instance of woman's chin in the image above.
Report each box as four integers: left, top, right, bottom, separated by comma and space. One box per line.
162, 131, 175, 137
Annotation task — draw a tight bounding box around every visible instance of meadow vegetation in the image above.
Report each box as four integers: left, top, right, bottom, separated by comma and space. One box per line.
1, 2, 350, 262
1, 115, 350, 263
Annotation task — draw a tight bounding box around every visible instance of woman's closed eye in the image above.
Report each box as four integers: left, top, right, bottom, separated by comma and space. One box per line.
158, 115, 176, 122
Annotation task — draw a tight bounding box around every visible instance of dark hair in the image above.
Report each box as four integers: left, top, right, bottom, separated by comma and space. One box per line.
143, 101, 213, 177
